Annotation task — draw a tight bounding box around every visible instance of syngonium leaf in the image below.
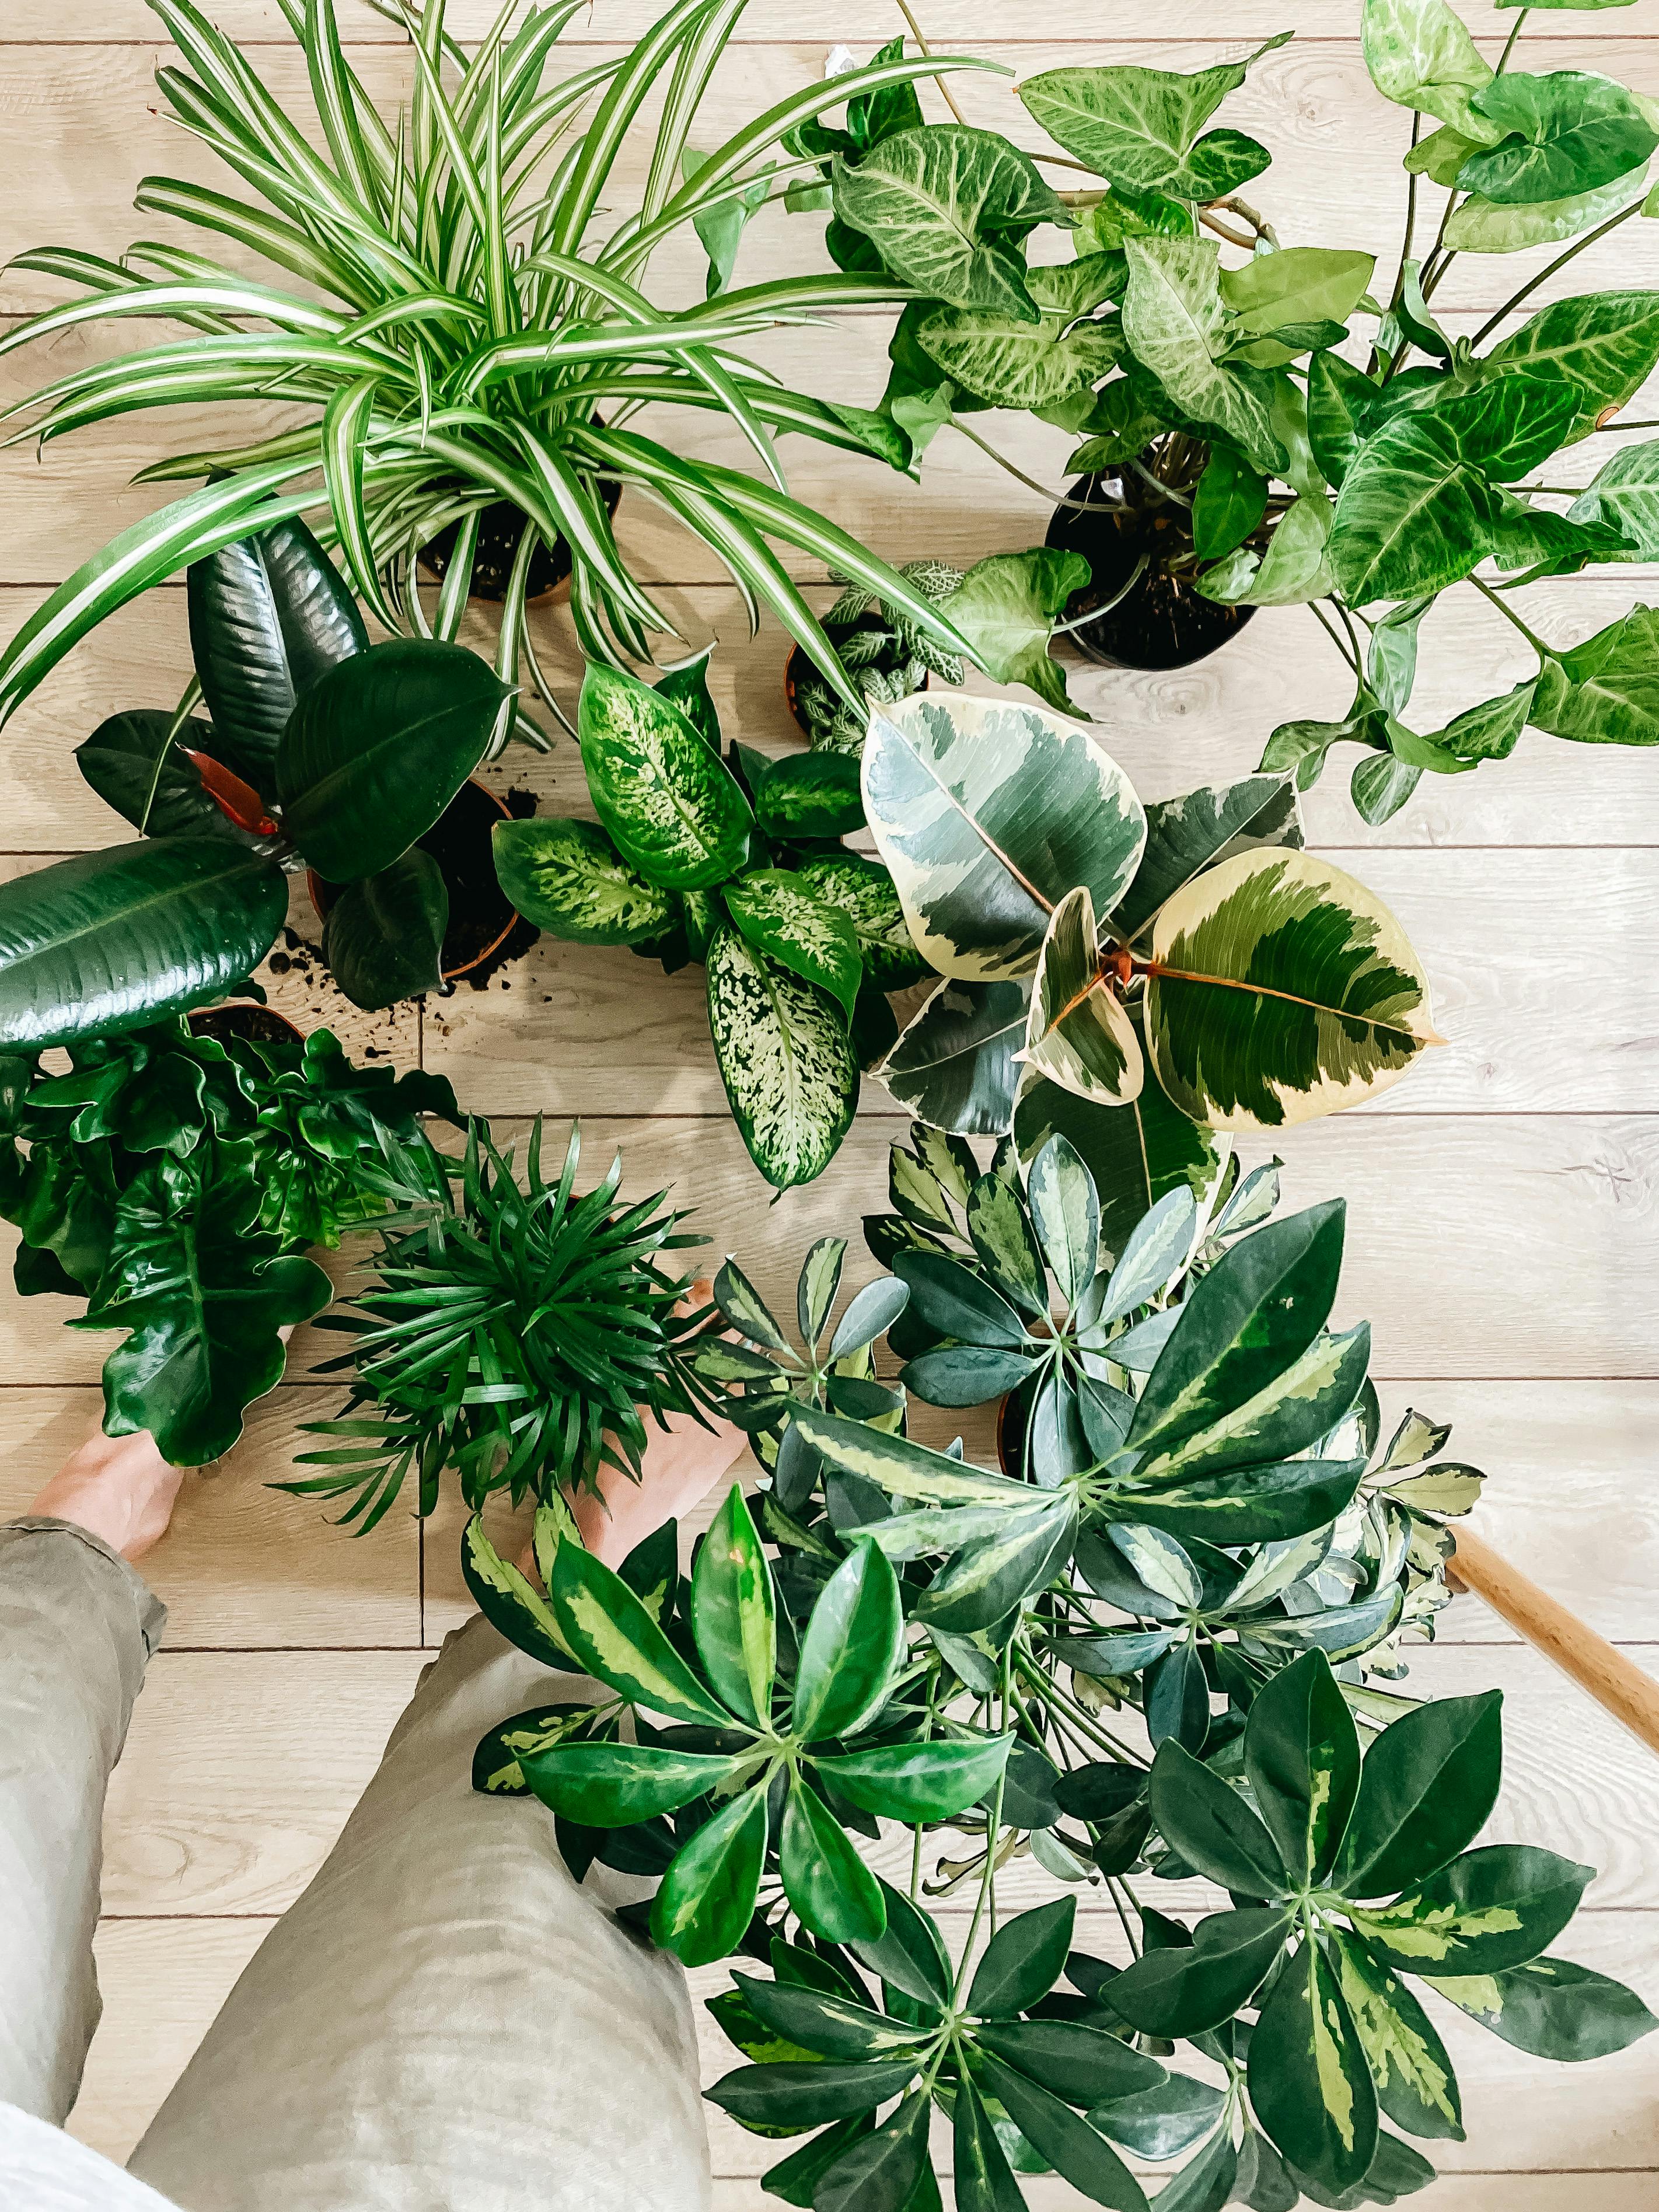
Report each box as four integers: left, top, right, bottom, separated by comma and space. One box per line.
936, 550, 1093, 717
1487, 291, 1659, 441
1016, 40, 1288, 199
77, 1145, 332, 1465
1330, 372, 1580, 603
1526, 605, 1659, 746
1459, 72, 1657, 208
1569, 439, 1659, 556
705, 925, 860, 1190
1445, 165, 1653, 254
1143, 850, 1439, 1130
831, 125, 1065, 322
491, 817, 677, 946
861, 690, 1145, 983
1121, 236, 1287, 476
578, 661, 753, 892
1360, 0, 1503, 142
915, 302, 1124, 410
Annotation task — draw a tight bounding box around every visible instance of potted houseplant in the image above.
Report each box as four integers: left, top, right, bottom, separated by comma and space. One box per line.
292, 1116, 717, 1532
0, 516, 517, 1033
0, 1012, 458, 1464
860, 687, 1439, 1252
462, 1138, 1655, 2211
808, 10, 1659, 819
0, 0, 1004, 742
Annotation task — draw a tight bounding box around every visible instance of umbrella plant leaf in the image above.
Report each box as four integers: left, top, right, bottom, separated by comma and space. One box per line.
828, 1274, 911, 1362
550, 1540, 734, 1728
1248, 1937, 1379, 2194
973, 2052, 1150, 2212
1144, 850, 1438, 1130
879, 979, 1028, 1135
521, 1740, 744, 1827
1329, 1928, 1465, 2141
893, 1249, 1031, 1348
1088, 2074, 1224, 2163
707, 2056, 921, 2131
650, 1784, 770, 1968
853, 1875, 954, 2008
953, 2069, 1028, 2212
1026, 1133, 1101, 1307
1424, 1954, 1659, 2061
0, 840, 288, 1048
831, 125, 1064, 321
1349, 1844, 1593, 1976
794, 853, 928, 993
798, 1233, 847, 1350
814, 1732, 1013, 1823
187, 514, 366, 802
1333, 1689, 1504, 1899
578, 661, 753, 892
811, 2087, 931, 2212
779, 1776, 887, 1943
322, 847, 449, 1011
1096, 1185, 1199, 1327
1132, 1325, 1372, 1486
861, 690, 1146, 983
1112, 1453, 1369, 1547
491, 817, 677, 946
965, 1167, 1049, 1317
789, 1407, 1029, 1507
278, 637, 509, 881
1013, 1058, 1226, 1267
792, 1536, 903, 1743
724, 870, 864, 1023
968, 1897, 1076, 2018
459, 1513, 572, 1672
1244, 1650, 1361, 1886
690, 1483, 777, 1729
1148, 1739, 1288, 1897
1107, 1907, 1294, 2038
1018, 887, 1145, 1105
915, 1497, 1076, 1630
734, 1975, 924, 2063
705, 928, 860, 1191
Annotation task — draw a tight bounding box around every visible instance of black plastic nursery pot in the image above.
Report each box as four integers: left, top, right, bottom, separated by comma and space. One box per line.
187, 1004, 307, 1048
783, 635, 929, 742
308, 777, 521, 984
1045, 461, 1256, 672
418, 479, 624, 608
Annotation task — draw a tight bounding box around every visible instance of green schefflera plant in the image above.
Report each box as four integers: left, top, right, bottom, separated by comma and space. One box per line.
862, 690, 1439, 1242
809, 9, 1659, 820
0, 0, 996, 735
470, 1130, 1654, 2211
0, 1015, 457, 1463
493, 654, 931, 1190
295, 1118, 714, 1529
0, 516, 513, 1035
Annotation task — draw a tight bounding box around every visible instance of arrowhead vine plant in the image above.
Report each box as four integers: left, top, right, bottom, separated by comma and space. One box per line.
464, 1129, 1654, 2210
804, 0, 1659, 820
0, 1014, 457, 1464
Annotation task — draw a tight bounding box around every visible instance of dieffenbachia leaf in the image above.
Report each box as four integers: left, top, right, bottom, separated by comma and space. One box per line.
861, 690, 1146, 983
879, 979, 1028, 1136
705, 927, 860, 1190
794, 853, 928, 994
724, 869, 863, 1023
1143, 850, 1440, 1130
491, 816, 677, 945
750, 750, 864, 840
1120, 236, 1287, 475
830, 125, 1064, 321
1017, 886, 1144, 1104
578, 661, 753, 891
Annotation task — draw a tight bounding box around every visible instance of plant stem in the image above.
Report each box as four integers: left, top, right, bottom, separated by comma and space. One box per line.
954, 1642, 1012, 2000
1014, 1647, 1148, 1766
1388, 113, 1422, 315
892, 0, 971, 130
1471, 200, 1643, 348
946, 418, 1121, 511
1308, 596, 1362, 678
1497, 8, 1529, 73
1106, 1875, 1141, 1959
1469, 570, 1552, 661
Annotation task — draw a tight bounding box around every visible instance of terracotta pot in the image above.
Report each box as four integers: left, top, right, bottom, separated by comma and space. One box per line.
307, 778, 519, 983
187, 1003, 306, 1048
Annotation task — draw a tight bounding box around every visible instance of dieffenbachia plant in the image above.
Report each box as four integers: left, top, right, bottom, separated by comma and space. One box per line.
0, 0, 997, 735
0, 1015, 457, 1463
492, 654, 932, 1190
466, 1136, 1654, 2210
863, 690, 1438, 1239
0, 517, 515, 1032
809, 8, 1659, 821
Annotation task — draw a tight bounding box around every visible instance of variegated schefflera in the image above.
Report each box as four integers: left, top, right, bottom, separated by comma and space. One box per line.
864, 689, 1442, 1254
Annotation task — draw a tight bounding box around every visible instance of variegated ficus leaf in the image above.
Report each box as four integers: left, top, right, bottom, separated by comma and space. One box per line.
861, 689, 1146, 981
1017, 883, 1144, 1103
1144, 849, 1443, 1129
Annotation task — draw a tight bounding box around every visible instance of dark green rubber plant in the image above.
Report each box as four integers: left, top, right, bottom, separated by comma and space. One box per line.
464, 1119, 1654, 2211
491, 652, 931, 1191
0, 516, 512, 1035
808, 8, 1659, 822
0, 1014, 458, 1463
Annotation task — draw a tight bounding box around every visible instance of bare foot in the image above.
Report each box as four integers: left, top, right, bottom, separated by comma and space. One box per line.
27, 1427, 186, 1562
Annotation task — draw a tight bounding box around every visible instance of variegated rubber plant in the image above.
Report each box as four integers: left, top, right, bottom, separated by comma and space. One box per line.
463, 1125, 1654, 2210
491, 653, 931, 1190
0, 0, 999, 735
806, 5, 1659, 822
864, 689, 1440, 1245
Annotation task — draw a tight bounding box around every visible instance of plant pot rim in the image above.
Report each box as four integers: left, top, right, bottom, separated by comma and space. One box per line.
306, 775, 520, 983
416, 478, 623, 612
187, 1002, 307, 1046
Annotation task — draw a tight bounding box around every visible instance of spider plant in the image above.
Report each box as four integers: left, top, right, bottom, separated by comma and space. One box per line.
0, 0, 999, 738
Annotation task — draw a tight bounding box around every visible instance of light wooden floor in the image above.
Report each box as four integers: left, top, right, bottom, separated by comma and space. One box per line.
2, 4, 1658, 2204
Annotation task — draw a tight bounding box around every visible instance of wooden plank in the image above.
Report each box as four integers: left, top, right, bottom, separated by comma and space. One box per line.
102, 1649, 427, 1914
8, 1114, 1659, 1385
0, 1385, 421, 1648
1, 41, 1656, 319
8, 576, 1659, 859
712, 2187, 1659, 2212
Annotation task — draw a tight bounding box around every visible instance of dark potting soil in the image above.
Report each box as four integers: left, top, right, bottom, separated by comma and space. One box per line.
188, 1004, 303, 1047
1046, 467, 1256, 671
419, 483, 622, 604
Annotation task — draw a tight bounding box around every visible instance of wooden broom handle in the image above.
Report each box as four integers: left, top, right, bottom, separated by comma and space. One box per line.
1450, 1519, 1659, 1760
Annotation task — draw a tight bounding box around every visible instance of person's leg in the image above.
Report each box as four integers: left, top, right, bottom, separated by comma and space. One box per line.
128, 1613, 713, 2212
0, 1431, 177, 2122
